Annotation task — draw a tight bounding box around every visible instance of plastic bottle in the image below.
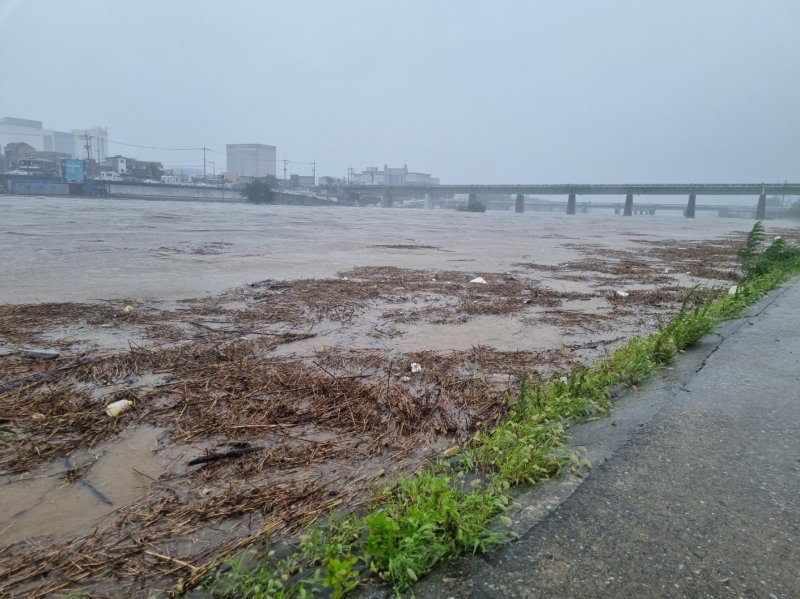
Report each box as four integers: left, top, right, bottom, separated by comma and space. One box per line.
106, 399, 133, 417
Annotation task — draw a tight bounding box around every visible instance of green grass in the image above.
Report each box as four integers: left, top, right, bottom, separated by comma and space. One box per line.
195, 224, 800, 598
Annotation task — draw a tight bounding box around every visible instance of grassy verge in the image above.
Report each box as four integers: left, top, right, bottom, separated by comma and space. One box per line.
195, 223, 800, 598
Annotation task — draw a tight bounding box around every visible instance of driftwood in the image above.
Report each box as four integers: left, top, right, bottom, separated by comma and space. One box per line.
0, 356, 96, 393
187, 446, 262, 466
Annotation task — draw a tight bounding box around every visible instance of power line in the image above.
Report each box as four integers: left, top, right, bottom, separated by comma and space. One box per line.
108, 139, 208, 151
0, 128, 217, 153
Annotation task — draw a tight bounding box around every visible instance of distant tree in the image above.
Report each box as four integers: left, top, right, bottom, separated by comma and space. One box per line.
243, 176, 278, 203
787, 198, 800, 219
766, 195, 784, 208
459, 195, 487, 213
148, 162, 165, 180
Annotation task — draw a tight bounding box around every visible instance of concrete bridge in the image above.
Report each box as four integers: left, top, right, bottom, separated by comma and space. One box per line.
334, 183, 800, 219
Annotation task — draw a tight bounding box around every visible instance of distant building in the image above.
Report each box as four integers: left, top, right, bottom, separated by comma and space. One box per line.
226, 143, 276, 178
318, 176, 343, 186
2, 141, 36, 169
107, 155, 128, 174
405, 171, 440, 185
0, 118, 48, 154
71, 127, 109, 162
353, 164, 439, 186
125, 158, 164, 180
0, 117, 108, 161
290, 174, 315, 188
17, 157, 61, 177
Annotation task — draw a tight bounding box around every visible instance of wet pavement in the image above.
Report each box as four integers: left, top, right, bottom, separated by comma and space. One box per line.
386, 279, 800, 598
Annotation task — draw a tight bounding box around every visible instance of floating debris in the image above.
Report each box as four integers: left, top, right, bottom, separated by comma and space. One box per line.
20, 349, 60, 359
105, 399, 133, 417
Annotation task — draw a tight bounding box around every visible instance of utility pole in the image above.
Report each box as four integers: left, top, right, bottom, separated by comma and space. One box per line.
283, 159, 288, 181
203, 146, 207, 182
312, 161, 316, 185
84, 132, 92, 160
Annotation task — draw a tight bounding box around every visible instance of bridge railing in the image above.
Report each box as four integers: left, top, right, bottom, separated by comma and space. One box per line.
332, 183, 800, 219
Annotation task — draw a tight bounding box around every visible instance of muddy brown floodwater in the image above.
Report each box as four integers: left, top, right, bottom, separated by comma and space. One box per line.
1, 195, 797, 597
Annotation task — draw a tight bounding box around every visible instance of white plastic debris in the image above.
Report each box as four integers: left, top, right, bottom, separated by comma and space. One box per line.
728, 285, 738, 296
123, 305, 135, 314
410, 362, 423, 373
559, 376, 568, 384
400, 375, 411, 382
106, 399, 133, 417
470, 277, 488, 284
615, 290, 629, 298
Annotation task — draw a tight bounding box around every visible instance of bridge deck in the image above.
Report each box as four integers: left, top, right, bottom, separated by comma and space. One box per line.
338, 183, 800, 196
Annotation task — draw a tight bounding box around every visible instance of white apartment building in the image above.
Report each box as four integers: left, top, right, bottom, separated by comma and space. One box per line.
226, 144, 276, 178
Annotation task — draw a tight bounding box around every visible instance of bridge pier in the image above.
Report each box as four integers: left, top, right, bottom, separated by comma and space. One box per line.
566, 193, 576, 215
515, 193, 524, 213
425, 193, 434, 210
686, 193, 696, 218
623, 193, 633, 216
382, 190, 393, 208
756, 191, 766, 220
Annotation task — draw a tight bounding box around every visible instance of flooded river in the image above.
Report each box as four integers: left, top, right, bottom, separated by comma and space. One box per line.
0, 195, 769, 304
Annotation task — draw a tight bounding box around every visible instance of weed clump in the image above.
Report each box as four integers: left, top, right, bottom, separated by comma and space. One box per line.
738, 222, 800, 279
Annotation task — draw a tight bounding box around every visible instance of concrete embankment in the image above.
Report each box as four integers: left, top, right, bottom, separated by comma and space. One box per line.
108, 182, 243, 202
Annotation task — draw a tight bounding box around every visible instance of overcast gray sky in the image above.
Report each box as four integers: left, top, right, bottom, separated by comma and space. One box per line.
1, 0, 798, 183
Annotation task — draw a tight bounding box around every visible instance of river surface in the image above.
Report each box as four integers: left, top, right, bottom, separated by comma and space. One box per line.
0, 195, 776, 304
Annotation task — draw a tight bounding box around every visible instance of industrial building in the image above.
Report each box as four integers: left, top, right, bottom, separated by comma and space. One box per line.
226, 143, 276, 179
71, 126, 109, 162
353, 165, 439, 186
0, 116, 109, 164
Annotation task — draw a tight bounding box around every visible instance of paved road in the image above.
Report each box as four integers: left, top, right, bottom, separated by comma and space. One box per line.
399, 280, 800, 598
